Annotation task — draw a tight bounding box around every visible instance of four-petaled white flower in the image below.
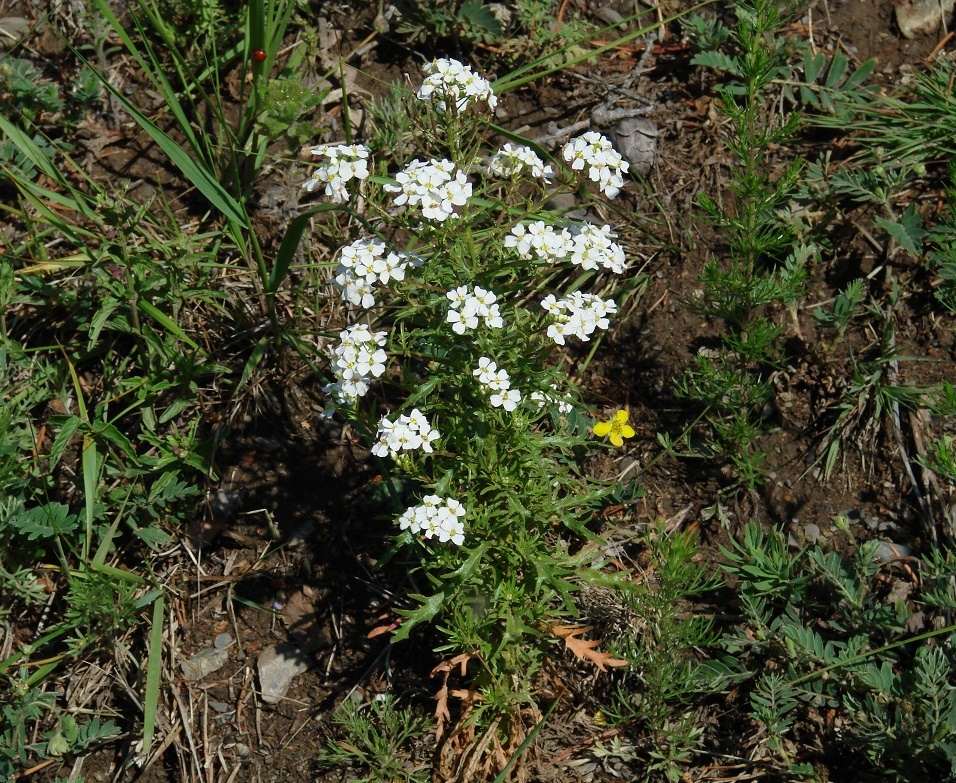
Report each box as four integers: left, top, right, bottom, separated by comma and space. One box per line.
562, 132, 629, 199
371, 409, 440, 458
473, 357, 523, 412
334, 237, 413, 308
489, 143, 553, 181
399, 495, 467, 546
323, 324, 388, 411
541, 291, 617, 345
384, 158, 472, 222
417, 58, 497, 113
445, 285, 504, 335
303, 143, 371, 203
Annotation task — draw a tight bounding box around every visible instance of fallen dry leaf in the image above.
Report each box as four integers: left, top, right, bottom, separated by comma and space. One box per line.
551, 624, 628, 672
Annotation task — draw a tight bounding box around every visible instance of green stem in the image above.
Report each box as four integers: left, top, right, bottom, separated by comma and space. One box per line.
785, 623, 956, 689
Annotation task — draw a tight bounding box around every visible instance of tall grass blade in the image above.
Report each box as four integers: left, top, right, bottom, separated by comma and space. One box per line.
142, 594, 165, 754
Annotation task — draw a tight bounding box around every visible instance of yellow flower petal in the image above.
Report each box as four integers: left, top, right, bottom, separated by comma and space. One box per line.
610, 433, 624, 447
593, 421, 612, 437
620, 424, 635, 439
613, 409, 630, 425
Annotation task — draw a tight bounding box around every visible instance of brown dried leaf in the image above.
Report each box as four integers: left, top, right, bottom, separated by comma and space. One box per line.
551, 624, 629, 672
434, 685, 452, 741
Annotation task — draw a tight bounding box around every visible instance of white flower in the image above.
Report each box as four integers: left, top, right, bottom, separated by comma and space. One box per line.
530, 387, 574, 414
505, 221, 572, 263
473, 357, 499, 385
489, 143, 553, 181
303, 143, 371, 202
541, 291, 617, 344
398, 495, 466, 545
561, 132, 629, 199
372, 410, 440, 458
490, 387, 522, 411
385, 159, 472, 222
445, 285, 505, 334
568, 223, 627, 274
325, 324, 388, 407
447, 307, 479, 335
417, 58, 497, 113
334, 238, 412, 309
474, 358, 523, 413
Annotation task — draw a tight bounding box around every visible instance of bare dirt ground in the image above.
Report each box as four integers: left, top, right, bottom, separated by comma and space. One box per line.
5, 0, 956, 781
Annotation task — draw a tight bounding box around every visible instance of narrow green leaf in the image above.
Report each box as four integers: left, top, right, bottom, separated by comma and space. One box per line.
270, 203, 355, 294
137, 300, 201, 351
68, 47, 248, 228
142, 594, 165, 755
824, 52, 848, 88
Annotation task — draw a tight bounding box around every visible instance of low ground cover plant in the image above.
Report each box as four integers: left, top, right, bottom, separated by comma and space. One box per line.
300, 55, 638, 770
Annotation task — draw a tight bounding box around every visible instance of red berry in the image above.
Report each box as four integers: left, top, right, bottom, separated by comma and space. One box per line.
252, 49, 267, 63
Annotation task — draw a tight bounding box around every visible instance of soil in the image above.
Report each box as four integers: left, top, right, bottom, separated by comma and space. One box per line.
4, 0, 956, 781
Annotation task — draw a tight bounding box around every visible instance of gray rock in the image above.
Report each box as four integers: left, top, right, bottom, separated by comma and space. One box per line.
181, 646, 231, 681
544, 192, 589, 221
257, 644, 312, 704
874, 541, 913, 562
0, 17, 30, 50
895, 0, 955, 38
214, 632, 233, 649
611, 118, 659, 176
804, 522, 821, 543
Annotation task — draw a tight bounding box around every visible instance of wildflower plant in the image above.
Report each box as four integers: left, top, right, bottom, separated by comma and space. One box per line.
302, 58, 635, 751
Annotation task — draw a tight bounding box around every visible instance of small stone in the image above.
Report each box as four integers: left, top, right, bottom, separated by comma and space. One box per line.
181, 646, 230, 681
804, 523, 821, 543
544, 191, 589, 221
234, 742, 250, 758
895, 0, 955, 38
282, 590, 330, 653
214, 632, 233, 650
0, 17, 31, 50
874, 541, 912, 562
612, 118, 659, 176
595, 7, 623, 24
257, 644, 312, 704
208, 700, 232, 713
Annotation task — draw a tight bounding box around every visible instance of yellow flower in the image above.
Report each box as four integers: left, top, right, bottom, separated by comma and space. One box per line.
593, 409, 635, 447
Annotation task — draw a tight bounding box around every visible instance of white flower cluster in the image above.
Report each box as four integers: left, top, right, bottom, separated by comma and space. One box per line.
334, 238, 413, 308
541, 292, 617, 345
398, 495, 466, 546
417, 58, 497, 113
446, 285, 504, 334
530, 386, 574, 414
505, 221, 571, 264
473, 357, 522, 411
303, 143, 371, 203
568, 223, 626, 274
562, 132, 629, 199
323, 324, 387, 406
370, 408, 440, 458
384, 158, 472, 222
488, 143, 553, 181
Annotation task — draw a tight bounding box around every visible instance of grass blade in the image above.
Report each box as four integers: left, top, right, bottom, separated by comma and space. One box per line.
142, 594, 165, 755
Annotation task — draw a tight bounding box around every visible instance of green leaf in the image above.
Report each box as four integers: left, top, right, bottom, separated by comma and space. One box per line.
133, 526, 173, 548
691, 50, 742, 76
874, 204, 926, 256
67, 46, 248, 228
49, 415, 83, 469
824, 52, 848, 88
142, 594, 164, 755
459, 0, 502, 39
9, 503, 79, 540
391, 543, 489, 642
